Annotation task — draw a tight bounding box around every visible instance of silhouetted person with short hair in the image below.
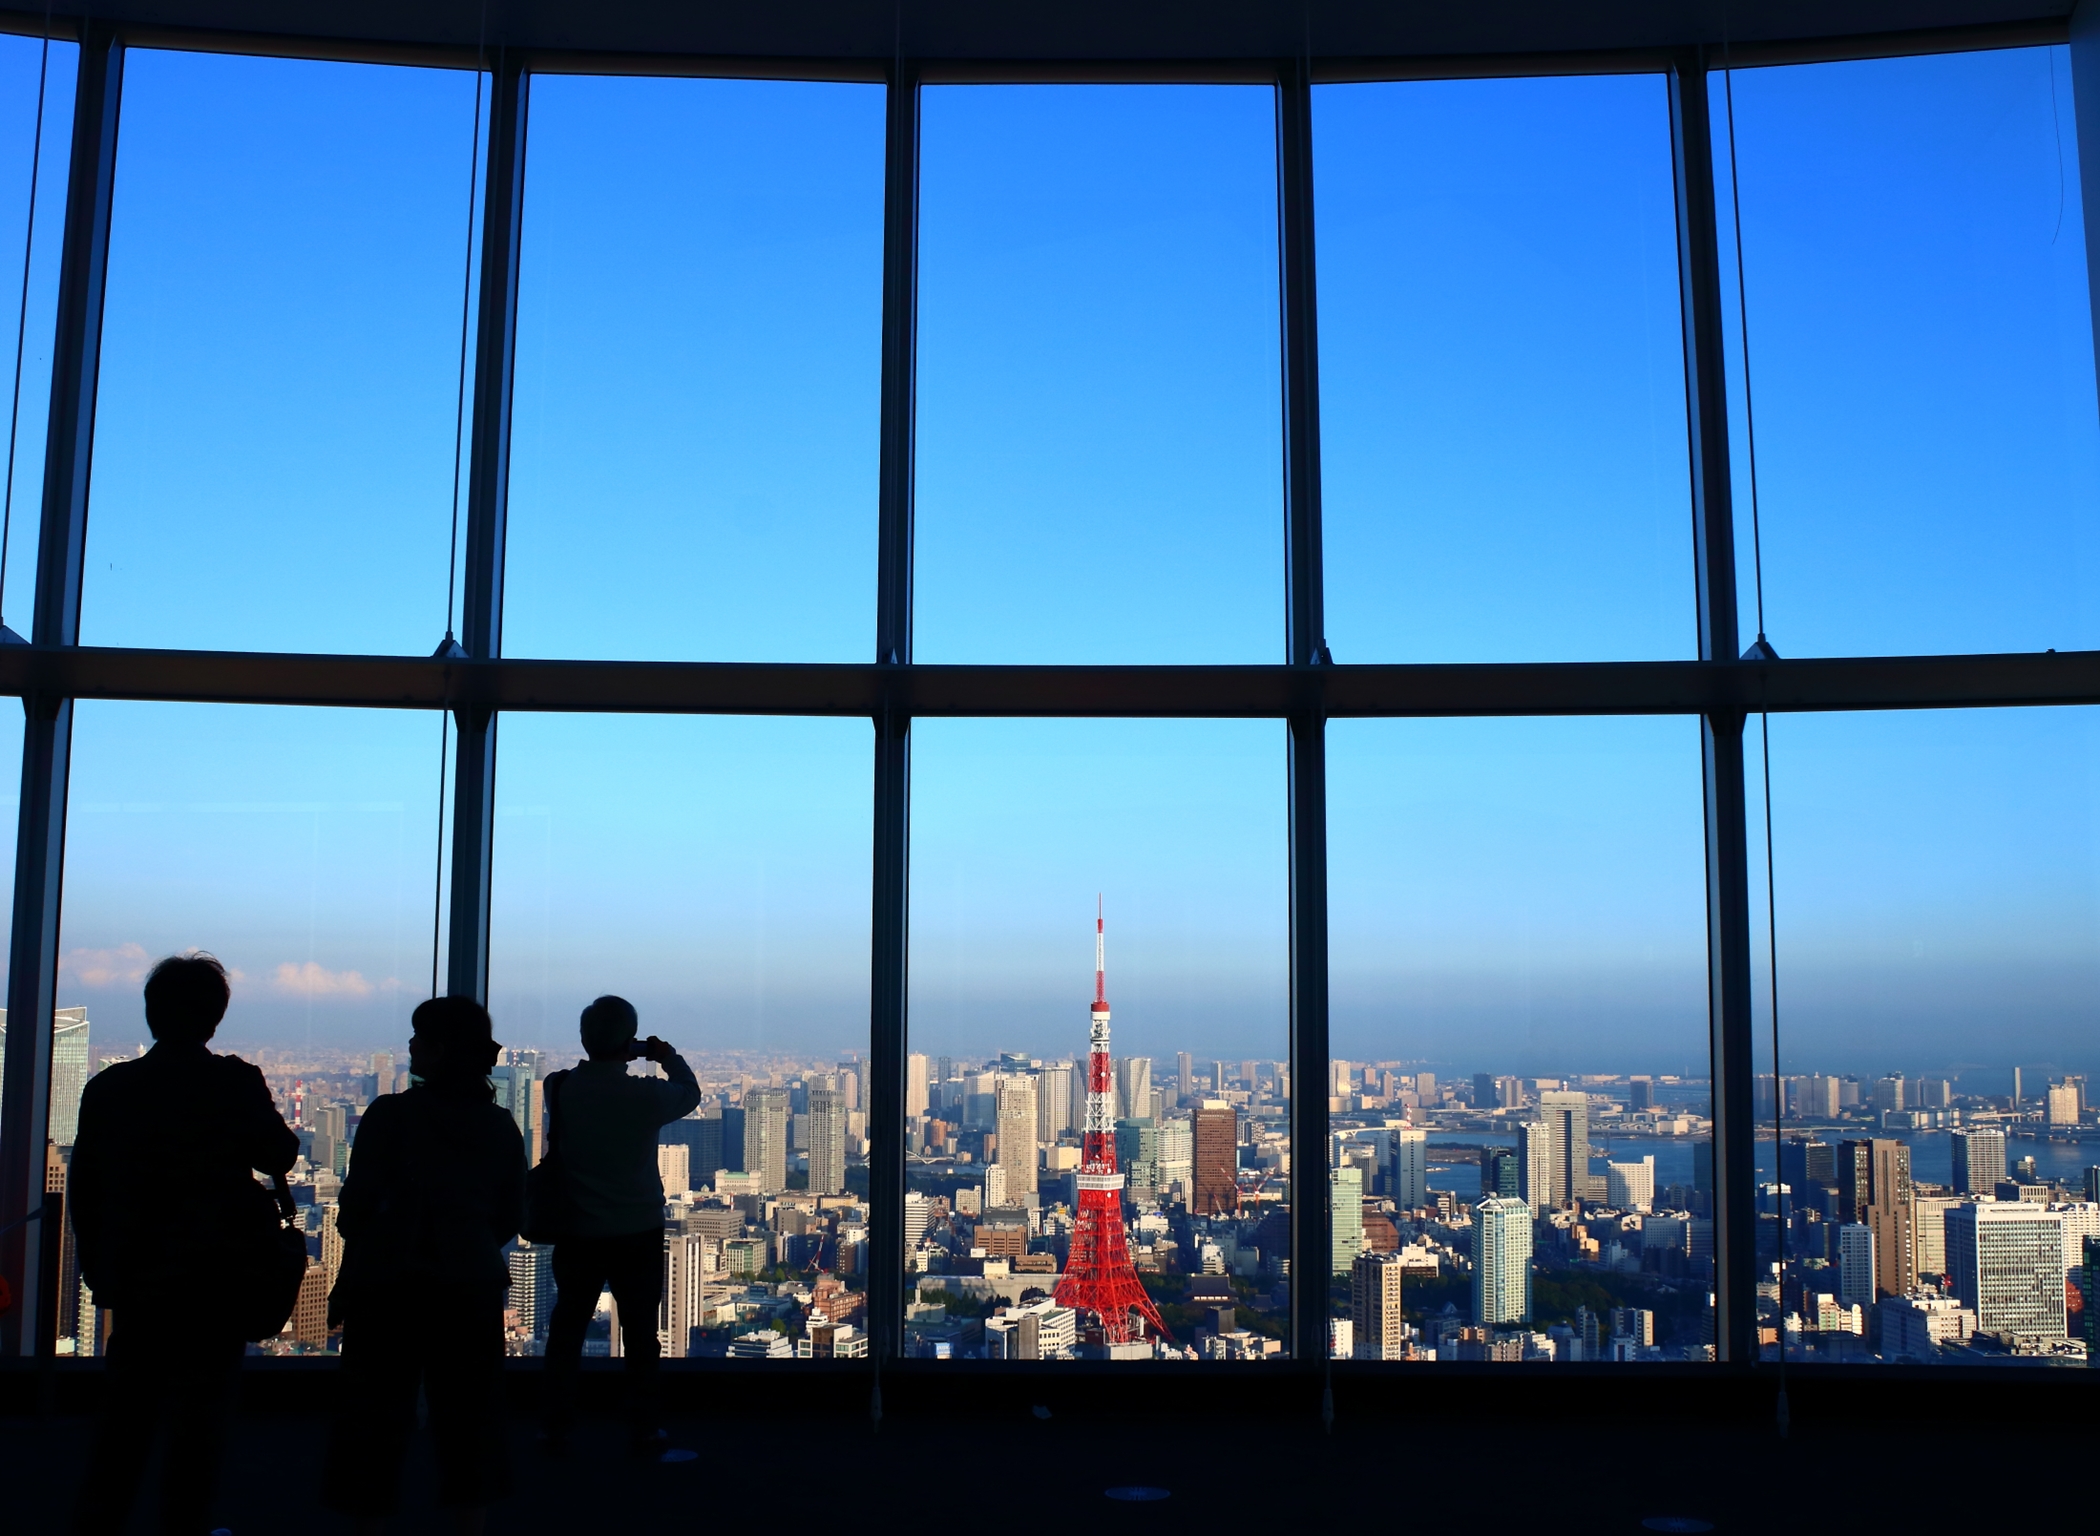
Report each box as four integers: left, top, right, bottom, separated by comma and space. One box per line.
322, 996, 524, 1536
69, 951, 299, 1536
541, 996, 700, 1456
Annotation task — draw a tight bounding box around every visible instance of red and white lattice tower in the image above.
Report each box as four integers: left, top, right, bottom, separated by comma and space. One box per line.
1052, 901, 1172, 1346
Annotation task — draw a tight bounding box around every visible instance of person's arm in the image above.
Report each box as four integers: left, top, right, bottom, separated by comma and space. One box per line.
229, 1058, 299, 1176
640, 1038, 703, 1123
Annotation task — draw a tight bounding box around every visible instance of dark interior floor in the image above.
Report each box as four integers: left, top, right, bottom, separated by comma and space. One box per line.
3, 1377, 2087, 1536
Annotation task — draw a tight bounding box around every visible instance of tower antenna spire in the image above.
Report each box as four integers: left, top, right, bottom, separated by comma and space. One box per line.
1095, 894, 1106, 1008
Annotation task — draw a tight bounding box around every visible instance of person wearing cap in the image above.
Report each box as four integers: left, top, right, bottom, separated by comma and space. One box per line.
539, 995, 700, 1457
322, 995, 525, 1535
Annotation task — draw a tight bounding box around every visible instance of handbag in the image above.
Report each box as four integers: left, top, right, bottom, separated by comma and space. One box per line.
522, 1070, 578, 1245
230, 1172, 311, 1342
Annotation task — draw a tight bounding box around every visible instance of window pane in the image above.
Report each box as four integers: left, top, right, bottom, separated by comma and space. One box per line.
1718, 47, 2100, 657
0, 33, 76, 633
915, 86, 1283, 663
1757, 707, 2100, 1365
488, 714, 871, 1361
1327, 718, 1713, 1362
84, 51, 484, 653
1316, 76, 1692, 663
909, 719, 1290, 1360
504, 77, 884, 662
52, 702, 448, 1358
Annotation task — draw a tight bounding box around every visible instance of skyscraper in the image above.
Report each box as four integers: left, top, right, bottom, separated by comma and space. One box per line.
1947, 1200, 2067, 1339
1951, 1127, 2007, 1196
1391, 1126, 1428, 1209
1518, 1120, 1553, 1212
1837, 1223, 1876, 1310
1351, 1249, 1407, 1359
1474, 1196, 1532, 1325
1036, 1061, 1073, 1140
1628, 1076, 1654, 1112
1472, 1072, 1497, 1109
995, 1074, 1038, 1205
1156, 1114, 1192, 1204
906, 1052, 930, 1119
1539, 1091, 1589, 1208
808, 1087, 846, 1196
1482, 1145, 1521, 1199
1192, 1102, 1238, 1217
1177, 1050, 1195, 1108
746, 1087, 791, 1194
1114, 1057, 1148, 1122
1331, 1164, 1364, 1274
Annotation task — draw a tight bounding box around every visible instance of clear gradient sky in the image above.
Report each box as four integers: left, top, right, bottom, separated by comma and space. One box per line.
0, 42, 2094, 1084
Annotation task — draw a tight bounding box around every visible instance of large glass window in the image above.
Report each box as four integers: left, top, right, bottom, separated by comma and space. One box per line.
504, 77, 885, 662
1315, 74, 1691, 663
1755, 707, 2100, 1365
914, 86, 1283, 663
1716, 46, 2100, 657
84, 51, 486, 654
488, 714, 871, 1360
0, 32, 75, 632
908, 719, 1290, 1359
1327, 718, 1713, 1362
52, 702, 448, 1357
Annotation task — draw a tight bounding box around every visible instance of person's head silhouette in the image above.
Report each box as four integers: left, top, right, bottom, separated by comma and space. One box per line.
143, 952, 231, 1045
410, 994, 501, 1093
580, 995, 640, 1060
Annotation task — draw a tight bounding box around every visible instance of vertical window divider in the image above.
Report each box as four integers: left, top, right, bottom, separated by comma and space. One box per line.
867, 57, 920, 1393
1276, 55, 1333, 1374
445, 52, 528, 1004
1668, 48, 1760, 1368
0, 22, 121, 1362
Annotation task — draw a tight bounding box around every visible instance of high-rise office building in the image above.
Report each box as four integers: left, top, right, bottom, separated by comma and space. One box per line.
1951, 1127, 2007, 1196
1868, 1139, 1914, 1297
1192, 1102, 1238, 1216
1332, 1165, 1364, 1274
1913, 1193, 1958, 1282
1837, 1224, 1876, 1311
1947, 1200, 2066, 1339
906, 1052, 930, 1119
656, 1142, 691, 1195
1156, 1114, 1192, 1203
1518, 1120, 1553, 1212
1473, 1072, 1497, 1109
1607, 1156, 1654, 1213
1780, 1138, 1835, 1193
1482, 1145, 1521, 1200
1495, 1075, 1522, 1111
1474, 1196, 1532, 1325
1628, 1076, 1654, 1112
1871, 1075, 1907, 1116
993, 1075, 1038, 1204
1351, 1249, 1407, 1359
1116, 1057, 1153, 1123
1177, 1050, 1195, 1107
2046, 1083, 2080, 1126
1539, 1091, 1589, 1209
1391, 1127, 1429, 1210
808, 1087, 847, 1196
0, 1008, 95, 1149
1036, 1061, 1073, 1140
746, 1087, 791, 1194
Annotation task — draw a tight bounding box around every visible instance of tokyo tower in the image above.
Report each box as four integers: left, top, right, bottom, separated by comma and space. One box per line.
1053, 901, 1172, 1347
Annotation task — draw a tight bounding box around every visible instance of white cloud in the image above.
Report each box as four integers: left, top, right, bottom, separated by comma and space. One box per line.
271, 961, 375, 1000
60, 942, 153, 989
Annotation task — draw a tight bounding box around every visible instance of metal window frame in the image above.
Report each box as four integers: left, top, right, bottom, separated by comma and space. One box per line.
0, 14, 2089, 1386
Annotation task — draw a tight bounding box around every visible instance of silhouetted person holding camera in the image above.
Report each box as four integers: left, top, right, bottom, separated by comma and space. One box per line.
69, 952, 299, 1536
322, 996, 524, 1536
541, 996, 699, 1456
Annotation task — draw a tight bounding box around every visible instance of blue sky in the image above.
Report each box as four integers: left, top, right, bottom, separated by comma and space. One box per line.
0, 42, 2095, 1082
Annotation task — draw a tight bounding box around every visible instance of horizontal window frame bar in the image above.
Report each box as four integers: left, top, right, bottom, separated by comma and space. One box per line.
3, 646, 2096, 717
0, 11, 2066, 83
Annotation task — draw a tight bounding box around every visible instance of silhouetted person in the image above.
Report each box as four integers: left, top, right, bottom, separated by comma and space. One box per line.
322, 996, 524, 1536
541, 996, 699, 1456
69, 952, 299, 1536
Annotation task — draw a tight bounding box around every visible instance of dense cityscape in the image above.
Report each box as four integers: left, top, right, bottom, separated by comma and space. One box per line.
8, 1008, 2096, 1367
